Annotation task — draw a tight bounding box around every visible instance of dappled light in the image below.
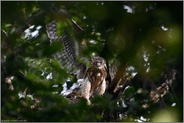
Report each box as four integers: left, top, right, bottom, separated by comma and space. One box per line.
1, 1, 183, 122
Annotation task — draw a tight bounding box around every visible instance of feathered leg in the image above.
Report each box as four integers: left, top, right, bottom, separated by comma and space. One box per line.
80, 78, 92, 105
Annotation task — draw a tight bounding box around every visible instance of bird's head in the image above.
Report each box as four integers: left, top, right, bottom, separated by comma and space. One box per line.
91, 56, 106, 69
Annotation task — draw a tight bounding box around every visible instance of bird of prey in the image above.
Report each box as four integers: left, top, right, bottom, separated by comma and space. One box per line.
46, 8, 109, 104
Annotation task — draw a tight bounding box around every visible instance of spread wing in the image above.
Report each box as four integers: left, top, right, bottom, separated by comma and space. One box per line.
46, 20, 87, 79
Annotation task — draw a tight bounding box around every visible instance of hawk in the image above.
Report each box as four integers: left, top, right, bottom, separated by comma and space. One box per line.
46, 8, 108, 104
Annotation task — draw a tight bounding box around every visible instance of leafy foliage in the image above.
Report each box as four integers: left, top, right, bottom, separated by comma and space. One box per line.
1, 1, 183, 122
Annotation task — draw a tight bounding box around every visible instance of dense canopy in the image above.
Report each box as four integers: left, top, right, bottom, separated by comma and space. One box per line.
1, 1, 183, 122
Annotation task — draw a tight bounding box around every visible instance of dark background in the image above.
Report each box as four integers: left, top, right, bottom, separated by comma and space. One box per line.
1, 1, 183, 122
